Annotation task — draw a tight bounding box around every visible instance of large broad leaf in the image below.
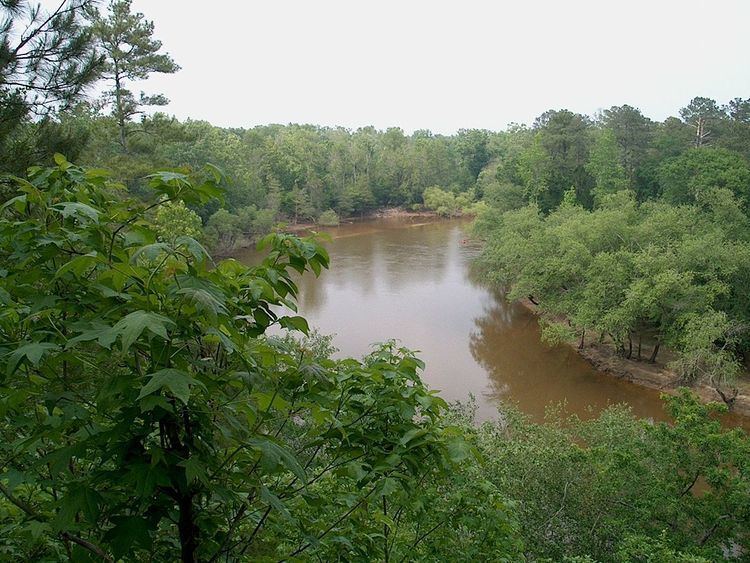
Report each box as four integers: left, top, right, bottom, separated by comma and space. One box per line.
110, 310, 174, 352
54, 252, 100, 279
130, 243, 172, 263
174, 235, 211, 263
179, 456, 208, 485
52, 202, 100, 223
278, 315, 310, 335
104, 516, 152, 559
176, 287, 227, 322
248, 437, 307, 483
137, 368, 201, 405
53, 485, 102, 531
5, 342, 60, 377
259, 484, 293, 521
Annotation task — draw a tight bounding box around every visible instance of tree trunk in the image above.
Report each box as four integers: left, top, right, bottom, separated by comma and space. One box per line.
715, 387, 738, 408
178, 492, 198, 563
627, 333, 633, 359
578, 328, 585, 350
649, 340, 660, 363
113, 64, 127, 152
637, 332, 642, 361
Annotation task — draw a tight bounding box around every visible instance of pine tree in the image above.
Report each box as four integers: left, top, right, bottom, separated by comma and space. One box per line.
87, 0, 179, 150
0, 0, 101, 165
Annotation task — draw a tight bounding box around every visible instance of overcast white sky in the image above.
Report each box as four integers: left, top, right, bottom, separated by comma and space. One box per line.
117, 0, 750, 133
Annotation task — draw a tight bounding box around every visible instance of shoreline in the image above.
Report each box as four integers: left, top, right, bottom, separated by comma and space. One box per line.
284, 207, 442, 234
222, 207, 445, 255
517, 297, 750, 418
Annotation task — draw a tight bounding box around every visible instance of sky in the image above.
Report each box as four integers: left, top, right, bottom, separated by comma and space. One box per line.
113, 0, 750, 134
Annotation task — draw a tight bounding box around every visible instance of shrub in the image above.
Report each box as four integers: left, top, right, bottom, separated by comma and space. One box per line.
318, 208, 340, 226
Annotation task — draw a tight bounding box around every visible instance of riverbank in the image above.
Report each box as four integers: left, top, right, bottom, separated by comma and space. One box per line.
285, 207, 441, 233
221, 207, 444, 254
518, 298, 750, 417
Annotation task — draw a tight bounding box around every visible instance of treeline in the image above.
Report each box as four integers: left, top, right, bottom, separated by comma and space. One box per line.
4, 111, 492, 208
10, 98, 750, 250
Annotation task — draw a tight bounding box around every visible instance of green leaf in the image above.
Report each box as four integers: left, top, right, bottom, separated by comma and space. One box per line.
6, 342, 60, 377
54, 253, 99, 278
180, 456, 207, 485
110, 310, 174, 352
105, 516, 152, 559
259, 484, 292, 520
52, 202, 100, 222
446, 437, 472, 463
137, 368, 199, 405
65, 322, 118, 350
54, 486, 102, 531
130, 242, 171, 262
177, 287, 227, 322
53, 153, 69, 167
252, 391, 290, 413
248, 437, 307, 483
278, 315, 309, 335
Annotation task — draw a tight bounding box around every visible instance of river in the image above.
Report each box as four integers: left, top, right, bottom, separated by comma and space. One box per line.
234, 216, 691, 423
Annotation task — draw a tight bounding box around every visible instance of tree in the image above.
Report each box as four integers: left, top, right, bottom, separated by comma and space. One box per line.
317, 208, 339, 226
152, 199, 202, 243
517, 133, 552, 209
679, 96, 726, 148
586, 128, 629, 205
88, 0, 179, 150
453, 128, 491, 186
600, 104, 652, 189
533, 109, 594, 208
0, 0, 100, 119
0, 0, 101, 171
722, 97, 750, 159
473, 391, 750, 561
475, 191, 750, 388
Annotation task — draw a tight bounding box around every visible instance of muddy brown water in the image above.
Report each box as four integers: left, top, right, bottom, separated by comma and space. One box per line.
233, 217, 744, 426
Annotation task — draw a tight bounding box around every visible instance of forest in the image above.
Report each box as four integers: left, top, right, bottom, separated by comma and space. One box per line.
1, 0, 750, 561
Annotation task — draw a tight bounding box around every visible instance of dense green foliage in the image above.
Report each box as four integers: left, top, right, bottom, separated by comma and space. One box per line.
0, 159, 523, 561
472, 100, 750, 396
475, 189, 750, 389
469, 390, 750, 561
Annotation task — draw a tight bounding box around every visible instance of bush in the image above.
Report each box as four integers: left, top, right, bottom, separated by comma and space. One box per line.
318, 208, 340, 226
152, 199, 203, 242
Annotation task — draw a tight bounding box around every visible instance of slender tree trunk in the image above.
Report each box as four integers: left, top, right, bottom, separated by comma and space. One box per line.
637, 332, 642, 361
627, 333, 633, 359
649, 340, 660, 363
112, 61, 128, 151
178, 492, 198, 563
578, 328, 585, 350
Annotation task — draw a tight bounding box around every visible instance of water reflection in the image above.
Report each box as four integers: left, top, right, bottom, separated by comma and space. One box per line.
469, 297, 670, 422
